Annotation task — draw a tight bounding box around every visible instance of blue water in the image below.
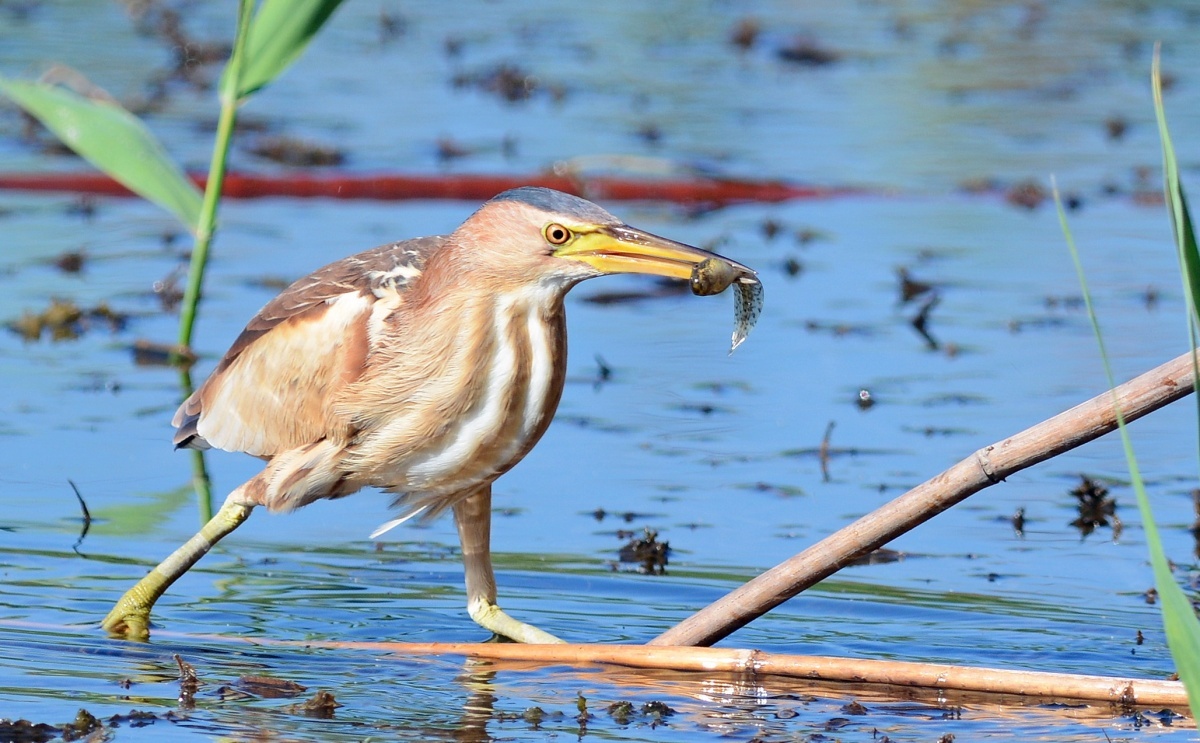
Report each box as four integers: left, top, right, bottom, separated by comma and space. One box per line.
3, 1, 1200, 740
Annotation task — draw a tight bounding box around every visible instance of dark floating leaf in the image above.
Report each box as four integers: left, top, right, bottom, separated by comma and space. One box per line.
729, 18, 760, 51
6, 298, 127, 342
846, 547, 906, 567
285, 690, 341, 719
174, 655, 198, 709
896, 267, 933, 303
1005, 179, 1047, 209
1068, 474, 1120, 538
777, 37, 841, 66
235, 675, 308, 698
52, 249, 85, 273
1011, 507, 1026, 538
452, 63, 562, 104
607, 700, 634, 724
247, 135, 344, 167
618, 528, 669, 575
131, 339, 196, 368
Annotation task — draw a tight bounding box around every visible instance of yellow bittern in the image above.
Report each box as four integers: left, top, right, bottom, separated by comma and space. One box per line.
103, 187, 758, 644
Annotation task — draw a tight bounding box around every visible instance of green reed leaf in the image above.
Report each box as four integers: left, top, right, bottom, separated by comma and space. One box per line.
1055, 180, 1200, 719
236, 0, 347, 98
0, 78, 201, 231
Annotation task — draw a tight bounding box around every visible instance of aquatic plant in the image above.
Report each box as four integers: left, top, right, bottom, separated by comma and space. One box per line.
1052, 45, 1200, 718
0, 0, 344, 520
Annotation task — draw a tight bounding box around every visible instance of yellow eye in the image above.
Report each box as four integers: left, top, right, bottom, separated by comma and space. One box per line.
544, 223, 572, 246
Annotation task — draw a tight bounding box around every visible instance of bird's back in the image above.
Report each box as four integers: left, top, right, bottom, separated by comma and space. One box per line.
173, 236, 445, 458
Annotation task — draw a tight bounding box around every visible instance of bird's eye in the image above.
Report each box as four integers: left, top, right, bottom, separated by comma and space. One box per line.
544, 223, 573, 246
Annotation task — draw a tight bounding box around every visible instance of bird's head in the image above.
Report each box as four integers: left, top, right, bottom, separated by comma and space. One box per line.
455, 186, 754, 291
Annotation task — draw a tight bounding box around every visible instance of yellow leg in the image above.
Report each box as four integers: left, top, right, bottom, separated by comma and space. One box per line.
453, 486, 564, 644
102, 499, 253, 640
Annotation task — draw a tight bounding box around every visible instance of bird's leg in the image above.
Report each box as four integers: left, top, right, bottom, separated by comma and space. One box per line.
102, 491, 255, 640
453, 485, 565, 644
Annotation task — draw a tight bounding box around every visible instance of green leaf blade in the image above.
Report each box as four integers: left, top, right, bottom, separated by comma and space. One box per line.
1055, 181, 1200, 719
1153, 51, 1200, 330
0, 78, 202, 231
237, 0, 347, 97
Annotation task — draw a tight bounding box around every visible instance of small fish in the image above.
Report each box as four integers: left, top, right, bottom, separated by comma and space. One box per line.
731, 278, 763, 353
690, 257, 763, 353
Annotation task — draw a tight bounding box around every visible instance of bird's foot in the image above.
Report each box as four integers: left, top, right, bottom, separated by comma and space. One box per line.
468, 598, 565, 644
101, 578, 160, 640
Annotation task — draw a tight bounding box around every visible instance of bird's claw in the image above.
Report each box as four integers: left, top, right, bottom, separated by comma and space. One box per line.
468, 598, 565, 644
101, 596, 152, 641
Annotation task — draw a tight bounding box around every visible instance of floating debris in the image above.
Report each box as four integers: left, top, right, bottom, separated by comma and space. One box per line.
760, 218, 783, 240
285, 690, 341, 719
248, 135, 344, 167
1105, 115, 1129, 141
729, 18, 761, 51
235, 675, 308, 698
777, 37, 841, 66
847, 547, 906, 567
795, 227, 828, 245
607, 700, 635, 725
452, 63, 562, 104
618, 528, 669, 575
174, 654, 198, 709
642, 701, 676, 719
856, 389, 875, 410
897, 267, 933, 303
1068, 475, 1119, 538
1011, 507, 1026, 538
435, 137, 473, 163
7, 298, 127, 342
910, 293, 941, 350
1005, 179, 1047, 210
52, 249, 85, 274
635, 123, 663, 145
131, 339, 196, 368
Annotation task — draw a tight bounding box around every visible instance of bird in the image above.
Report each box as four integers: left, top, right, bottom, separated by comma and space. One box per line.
102, 186, 757, 644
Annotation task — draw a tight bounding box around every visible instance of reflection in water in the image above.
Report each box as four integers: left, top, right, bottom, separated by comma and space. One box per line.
178, 367, 214, 524
454, 661, 498, 743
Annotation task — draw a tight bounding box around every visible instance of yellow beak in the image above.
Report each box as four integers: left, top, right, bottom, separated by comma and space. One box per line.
554, 225, 755, 281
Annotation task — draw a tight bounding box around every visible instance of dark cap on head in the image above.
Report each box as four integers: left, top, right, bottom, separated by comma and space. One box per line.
490, 187, 620, 225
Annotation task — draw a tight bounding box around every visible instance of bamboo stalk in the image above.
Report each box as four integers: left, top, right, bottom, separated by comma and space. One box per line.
176, 0, 253, 353
651, 349, 1199, 647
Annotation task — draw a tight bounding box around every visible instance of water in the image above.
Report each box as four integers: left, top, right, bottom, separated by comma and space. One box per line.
3, 1, 1200, 740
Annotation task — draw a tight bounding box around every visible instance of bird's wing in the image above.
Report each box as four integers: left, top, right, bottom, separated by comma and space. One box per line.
173, 236, 444, 456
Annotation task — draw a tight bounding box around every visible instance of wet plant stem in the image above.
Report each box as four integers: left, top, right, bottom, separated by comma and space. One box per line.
176, 0, 253, 352
175, 0, 254, 523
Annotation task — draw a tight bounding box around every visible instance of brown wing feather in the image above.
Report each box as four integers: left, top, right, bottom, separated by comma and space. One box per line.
173, 236, 444, 456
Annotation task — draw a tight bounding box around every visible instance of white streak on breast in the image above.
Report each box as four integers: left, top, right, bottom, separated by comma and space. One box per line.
522, 307, 553, 437
406, 295, 517, 483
